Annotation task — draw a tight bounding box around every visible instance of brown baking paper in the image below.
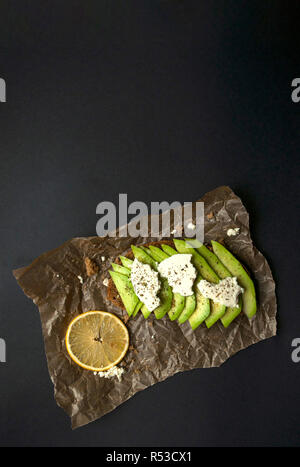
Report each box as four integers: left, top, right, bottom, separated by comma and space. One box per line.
13, 186, 277, 429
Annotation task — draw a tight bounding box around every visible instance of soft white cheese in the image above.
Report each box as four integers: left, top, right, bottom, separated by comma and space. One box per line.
157, 254, 196, 296
227, 227, 240, 237
198, 277, 244, 308
130, 259, 161, 311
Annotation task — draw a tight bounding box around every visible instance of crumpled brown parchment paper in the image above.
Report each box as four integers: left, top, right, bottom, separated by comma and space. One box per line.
13, 186, 277, 429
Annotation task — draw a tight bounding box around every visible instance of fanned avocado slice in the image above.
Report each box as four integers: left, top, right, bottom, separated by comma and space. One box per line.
147, 245, 186, 321
131, 244, 173, 319
111, 263, 131, 276
131, 245, 157, 270
211, 241, 257, 318
188, 276, 211, 330
194, 242, 231, 279
154, 278, 173, 319
132, 301, 143, 317
109, 270, 140, 316
141, 304, 152, 319
193, 243, 242, 327
119, 256, 133, 269
205, 301, 226, 328
161, 244, 178, 256
173, 239, 219, 283
177, 294, 196, 324
149, 245, 169, 262
221, 296, 242, 328
168, 293, 185, 321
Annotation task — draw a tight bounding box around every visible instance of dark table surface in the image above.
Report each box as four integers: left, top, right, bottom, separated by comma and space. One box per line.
0, 1, 299, 447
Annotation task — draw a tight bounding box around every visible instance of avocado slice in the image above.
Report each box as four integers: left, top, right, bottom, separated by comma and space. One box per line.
119, 256, 133, 269
168, 293, 186, 321
154, 278, 173, 319
149, 245, 169, 262
191, 242, 242, 327
141, 304, 152, 319
221, 296, 242, 328
161, 244, 178, 256
148, 245, 187, 321
131, 245, 157, 270
211, 241, 257, 318
188, 276, 211, 330
132, 301, 143, 317
109, 270, 140, 316
194, 242, 231, 279
173, 239, 219, 283
131, 245, 173, 319
111, 263, 131, 276
177, 294, 197, 324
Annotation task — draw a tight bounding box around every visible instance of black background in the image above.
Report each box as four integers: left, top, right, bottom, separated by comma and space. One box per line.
0, 0, 299, 447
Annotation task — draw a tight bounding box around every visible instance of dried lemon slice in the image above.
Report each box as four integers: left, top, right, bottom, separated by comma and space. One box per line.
65, 311, 129, 371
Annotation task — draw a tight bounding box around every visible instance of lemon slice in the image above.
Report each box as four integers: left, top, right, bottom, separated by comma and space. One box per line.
65, 311, 129, 372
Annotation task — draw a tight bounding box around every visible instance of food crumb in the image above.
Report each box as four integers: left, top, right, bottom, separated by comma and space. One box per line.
122, 314, 130, 324
103, 278, 109, 287
101, 256, 106, 262
95, 366, 124, 381
77, 275, 84, 284
84, 257, 99, 276
171, 229, 177, 235
227, 227, 240, 237
187, 222, 196, 230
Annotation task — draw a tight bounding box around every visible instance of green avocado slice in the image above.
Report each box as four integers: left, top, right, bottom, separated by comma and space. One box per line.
221, 296, 242, 328
177, 294, 196, 324
173, 239, 219, 283
147, 245, 187, 321
111, 263, 131, 276
154, 278, 173, 319
132, 301, 143, 317
141, 304, 152, 319
188, 276, 211, 330
109, 270, 140, 317
194, 243, 242, 327
131, 245, 157, 270
149, 245, 169, 262
194, 242, 231, 279
211, 241, 257, 318
168, 293, 186, 321
131, 244, 173, 319
119, 256, 133, 269
161, 244, 178, 256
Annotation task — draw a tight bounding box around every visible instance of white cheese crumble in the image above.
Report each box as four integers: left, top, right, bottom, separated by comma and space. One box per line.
171, 229, 177, 235
131, 259, 161, 311
198, 277, 244, 308
94, 366, 124, 381
103, 278, 109, 287
227, 227, 240, 237
101, 256, 106, 262
158, 254, 196, 296
187, 222, 196, 230
77, 275, 84, 284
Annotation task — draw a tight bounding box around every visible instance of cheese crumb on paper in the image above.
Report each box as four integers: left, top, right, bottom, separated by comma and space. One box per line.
227, 227, 240, 237
94, 366, 124, 381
